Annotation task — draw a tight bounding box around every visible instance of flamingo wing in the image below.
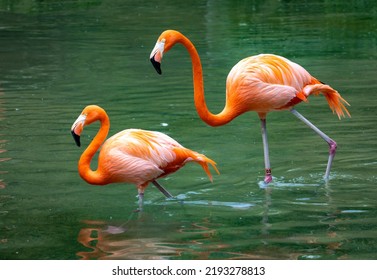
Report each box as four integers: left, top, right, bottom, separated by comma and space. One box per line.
99, 129, 218, 185
98, 129, 180, 184
226, 54, 312, 114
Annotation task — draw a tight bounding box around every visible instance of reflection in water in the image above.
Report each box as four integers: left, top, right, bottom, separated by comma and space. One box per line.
261, 187, 272, 236
255, 177, 351, 259
264, 178, 348, 259
77, 216, 230, 260
76, 192, 305, 260
0, 89, 11, 189
77, 227, 181, 260
321, 182, 344, 258
287, 183, 347, 260
77, 213, 182, 260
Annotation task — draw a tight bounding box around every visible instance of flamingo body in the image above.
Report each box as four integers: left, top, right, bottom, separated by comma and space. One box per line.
98, 129, 215, 186
71, 105, 218, 207
225, 54, 349, 118
224, 54, 311, 117
150, 30, 350, 183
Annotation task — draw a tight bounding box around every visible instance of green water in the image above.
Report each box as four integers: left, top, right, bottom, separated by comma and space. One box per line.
0, 0, 376, 260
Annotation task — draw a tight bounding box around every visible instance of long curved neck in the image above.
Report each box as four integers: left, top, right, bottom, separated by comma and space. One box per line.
178, 34, 236, 126
79, 114, 110, 185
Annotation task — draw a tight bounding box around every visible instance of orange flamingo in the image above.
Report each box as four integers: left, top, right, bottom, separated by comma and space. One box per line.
150, 30, 350, 184
71, 105, 219, 209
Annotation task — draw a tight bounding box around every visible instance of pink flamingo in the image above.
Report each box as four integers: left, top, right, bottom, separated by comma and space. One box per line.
150, 30, 350, 184
71, 105, 219, 209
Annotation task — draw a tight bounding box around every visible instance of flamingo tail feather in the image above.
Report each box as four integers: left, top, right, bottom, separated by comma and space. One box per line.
304, 83, 351, 119
195, 155, 220, 182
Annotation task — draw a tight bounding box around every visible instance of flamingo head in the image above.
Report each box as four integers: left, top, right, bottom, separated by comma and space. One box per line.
150, 30, 182, 75
71, 105, 105, 147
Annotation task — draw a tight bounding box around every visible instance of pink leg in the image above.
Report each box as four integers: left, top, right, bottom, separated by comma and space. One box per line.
260, 118, 273, 184
290, 108, 337, 181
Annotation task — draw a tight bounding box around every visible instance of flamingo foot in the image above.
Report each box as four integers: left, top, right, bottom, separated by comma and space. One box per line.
264, 168, 273, 184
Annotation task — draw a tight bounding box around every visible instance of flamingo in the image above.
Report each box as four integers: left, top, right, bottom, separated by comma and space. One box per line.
70, 105, 219, 210
150, 30, 350, 184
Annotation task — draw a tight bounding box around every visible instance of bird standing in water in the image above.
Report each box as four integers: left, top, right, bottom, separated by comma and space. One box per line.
150, 29, 350, 184
71, 105, 219, 210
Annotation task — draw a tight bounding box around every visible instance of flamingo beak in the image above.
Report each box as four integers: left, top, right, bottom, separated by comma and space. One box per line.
150, 55, 161, 74
71, 114, 86, 147
150, 39, 165, 75
71, 130, 81, 147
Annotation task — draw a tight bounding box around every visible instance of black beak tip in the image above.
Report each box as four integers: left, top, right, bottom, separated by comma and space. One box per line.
150, 57, 162, 75
71, 131, 81, 147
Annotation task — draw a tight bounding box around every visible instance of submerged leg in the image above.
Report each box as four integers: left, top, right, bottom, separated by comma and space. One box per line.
260, 118, 272, 184
137, 190, 144, 212
290, 108, 337, 181
152, 180, 173, 199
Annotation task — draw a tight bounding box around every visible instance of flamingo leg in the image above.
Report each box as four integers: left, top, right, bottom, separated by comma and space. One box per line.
260, 118, 272, 184
137, 191, 144, 212
290, 108, 337, 181
152, 180, 174, 199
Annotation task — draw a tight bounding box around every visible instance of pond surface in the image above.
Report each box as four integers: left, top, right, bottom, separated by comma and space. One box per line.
0, 0, 376, 260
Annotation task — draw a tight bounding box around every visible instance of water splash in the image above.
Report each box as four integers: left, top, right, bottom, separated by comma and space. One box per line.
258, 176, 322, 189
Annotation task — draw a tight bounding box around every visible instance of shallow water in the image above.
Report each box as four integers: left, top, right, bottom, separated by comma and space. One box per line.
0, 0, 376, 260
